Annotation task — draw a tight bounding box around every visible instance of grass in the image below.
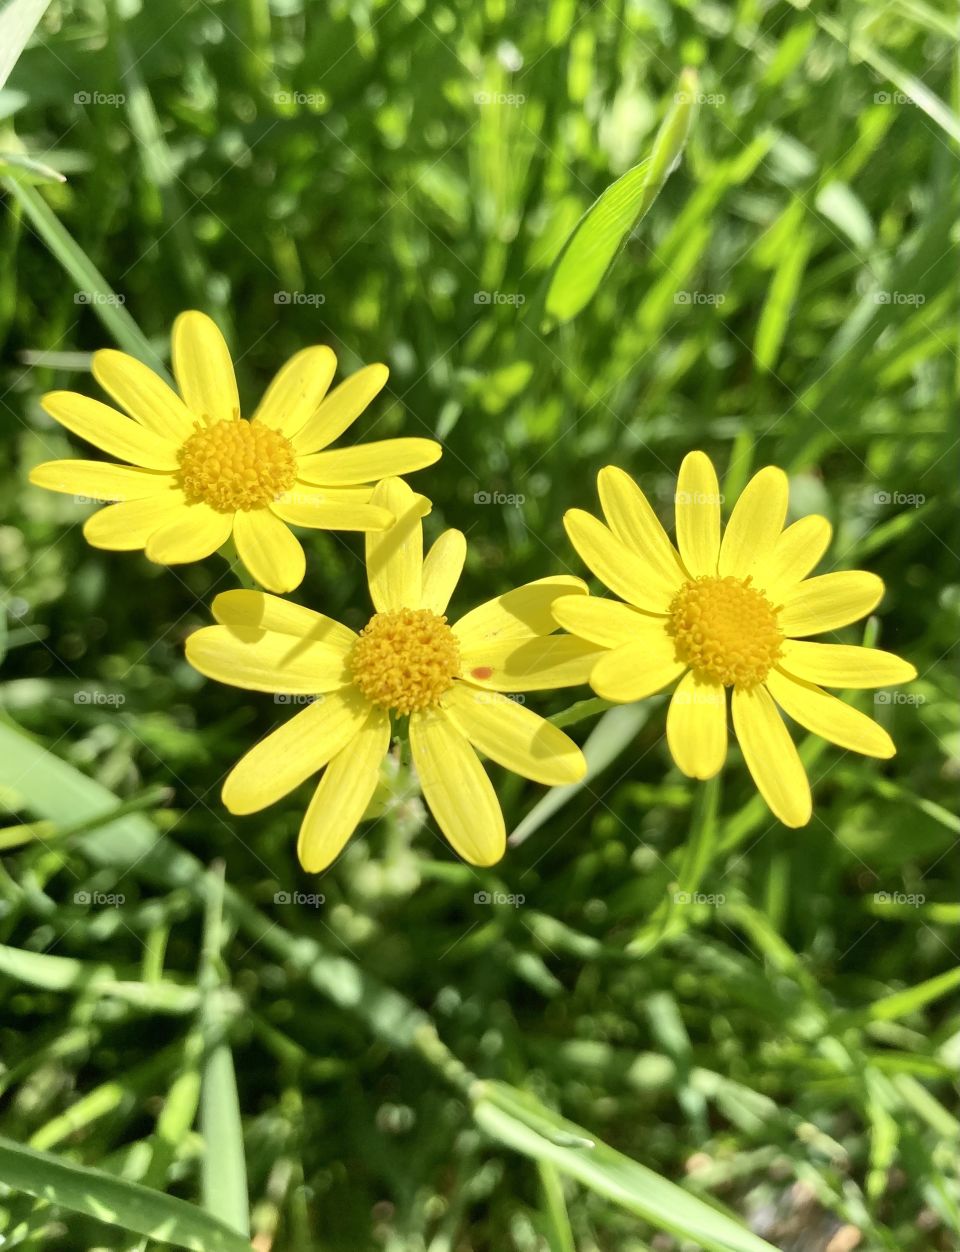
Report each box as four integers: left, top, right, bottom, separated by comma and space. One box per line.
0, 0, 957, 1249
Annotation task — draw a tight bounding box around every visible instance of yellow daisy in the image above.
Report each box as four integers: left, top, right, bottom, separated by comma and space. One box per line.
554, 453, 917, 827
28, 311, 442, 593
185, 478, 600, 871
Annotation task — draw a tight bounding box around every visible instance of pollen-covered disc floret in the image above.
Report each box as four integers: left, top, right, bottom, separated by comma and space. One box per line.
667, 575, 783, 688
350, 608, 461, 715
177, 419, 297, 512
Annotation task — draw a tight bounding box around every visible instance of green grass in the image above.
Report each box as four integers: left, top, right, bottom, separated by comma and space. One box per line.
0, 0, 957, 1249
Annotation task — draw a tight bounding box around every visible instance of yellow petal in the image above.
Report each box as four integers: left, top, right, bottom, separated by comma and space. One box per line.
755, 514, 832, 599
185, 624, 351, 694
421, 530, 466, 614
41, 392, 179, 469
459, 636, 601, 692
453, 576, 588, 651
732, 685, 811, 827
675, 451, 721, 577
232, 509, 306, 593
211, 589, 356, 653
589, 637, 684, 702
597, 466, 686, 602
409, 709, 505, 866
442, 684, 586, 786
83, 491, 189, 550
270, 484, 393, 532
297, 708, 391, 873
778, 571, 884, 637
223, 687, 371, 815
666, 672, 727, 779
551, 594, 658, 648
564, 508, 676, 613
29, 460, 177, 501
297, 437, 441, 485
766, 669, 895, 758
252, 345, 337, 436
291, 363, 389, 454
365, 477, 429, 612
171, 310, 239, 425
778, 640, 916, 689
145, 504, 233, 564
718, 466, 789, 580
92, 349, 196, 442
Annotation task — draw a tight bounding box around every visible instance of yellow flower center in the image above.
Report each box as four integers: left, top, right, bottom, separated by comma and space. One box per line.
350, 608, 461, 715
667, 575, 783, 688
177, 419, 297, 513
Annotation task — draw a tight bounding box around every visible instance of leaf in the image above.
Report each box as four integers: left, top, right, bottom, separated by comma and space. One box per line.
754, 203, 814, 372
473, 1082, 777, 1252
0, 0, 51, 92
545, 68, 698, 322
0, 942, 200, 1014
0, 1136, 252, 1251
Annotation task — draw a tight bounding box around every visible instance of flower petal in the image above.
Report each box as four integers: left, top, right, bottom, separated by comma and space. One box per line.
223, 687, 371, 815
270, 483, 393, 532
778, 571, 884, 637
171, 310, 239, 425
29, 460, 178, 501
597, 466, 686, 601
291, 363, 390, 454
666, 671, 727, 780
145, 504, 234, 564
589, 638, 684, 702
766, 668, 895, 758
297, 708, 392, 873
718, 466, 789, 580
564, 508, 675, 613
409, 709, 505, 866
442, 684, 586, 786
755, 514, 832, 599
253, 345, 337, 436
92, 349, 196, 442
211, 589, 356, 653
82, 491, 189, 550
185, 624, 351, 694
232, 508, 306, 593
297, 437, 441, 485
778, 640, 916, 689
732, 684, 811, 827
675, 451, 721, 577
41, 392, 180, 469
551, 594, 658, 648
459, 636, 602, 692
365, 477, 429, 612
453, 576, 588, 651
421, 530, 466, 614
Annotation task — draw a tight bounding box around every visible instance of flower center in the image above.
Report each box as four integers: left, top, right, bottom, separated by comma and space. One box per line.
177, 419, 297, 512
667, 575, 783, 688
350, 608, 461, 715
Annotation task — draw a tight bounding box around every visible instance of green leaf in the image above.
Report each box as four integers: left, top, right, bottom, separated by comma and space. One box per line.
0, 0, 51, 91
0, 942, 200, 1014
754, 203, 814, 372
545, 68, 698, 322
0, 1136, 252, 1251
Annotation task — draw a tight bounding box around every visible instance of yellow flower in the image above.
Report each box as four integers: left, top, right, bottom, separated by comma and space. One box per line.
185, 478, 599, 871
29, 311, 442, 592
554, 453, 917, 827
